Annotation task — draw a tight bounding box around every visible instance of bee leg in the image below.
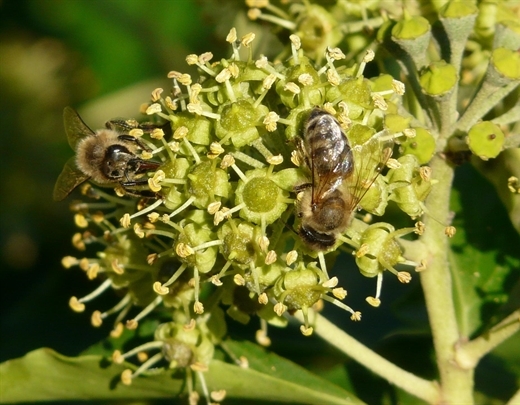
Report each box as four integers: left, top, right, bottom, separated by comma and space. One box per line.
107, 119, 172, 138
294, 182, 312, 192
119, 180, 162, 199
116, 134, 154, 152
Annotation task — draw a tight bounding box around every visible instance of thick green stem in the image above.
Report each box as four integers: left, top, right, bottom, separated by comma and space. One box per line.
455, 309, 520, 369
420, 155, 474, 404
293, 311, 441, 404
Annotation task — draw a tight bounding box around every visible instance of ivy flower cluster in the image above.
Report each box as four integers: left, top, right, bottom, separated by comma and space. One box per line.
58, 0, 520, 402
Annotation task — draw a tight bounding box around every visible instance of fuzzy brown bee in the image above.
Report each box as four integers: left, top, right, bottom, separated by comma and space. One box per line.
53, 107, 162, 201
296, 108, 392, 251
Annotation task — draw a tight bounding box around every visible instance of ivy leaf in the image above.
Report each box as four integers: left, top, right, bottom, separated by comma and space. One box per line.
449, 164, 520, 338
217, 340, 363, 404
0, 343, 364, 404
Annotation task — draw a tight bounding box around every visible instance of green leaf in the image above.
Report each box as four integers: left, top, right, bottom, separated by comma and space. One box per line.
449, 164, 520, 338
0, 348, 179, 402
0, 343, 364, 404
218, 340, 364, 404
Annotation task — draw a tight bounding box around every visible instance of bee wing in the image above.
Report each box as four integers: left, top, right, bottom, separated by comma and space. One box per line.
63, 106, 95, 150
308, 126, 353, 205
53, 157, 89, 201
344, 134, 393, 212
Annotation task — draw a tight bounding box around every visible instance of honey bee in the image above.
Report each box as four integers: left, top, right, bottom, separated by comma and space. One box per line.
53, 107, 162, 201
295, 108, 393, 251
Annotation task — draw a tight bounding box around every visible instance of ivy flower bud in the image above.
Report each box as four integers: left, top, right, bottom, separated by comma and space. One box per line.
234, 168, 291, 225
215, 99, 269, 147
419, 61, 458, 97
467, 121, 505, 160
400, 127, 436, 164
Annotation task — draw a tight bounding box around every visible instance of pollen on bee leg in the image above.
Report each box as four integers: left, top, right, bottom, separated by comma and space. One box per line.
114, 185, 126, 197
